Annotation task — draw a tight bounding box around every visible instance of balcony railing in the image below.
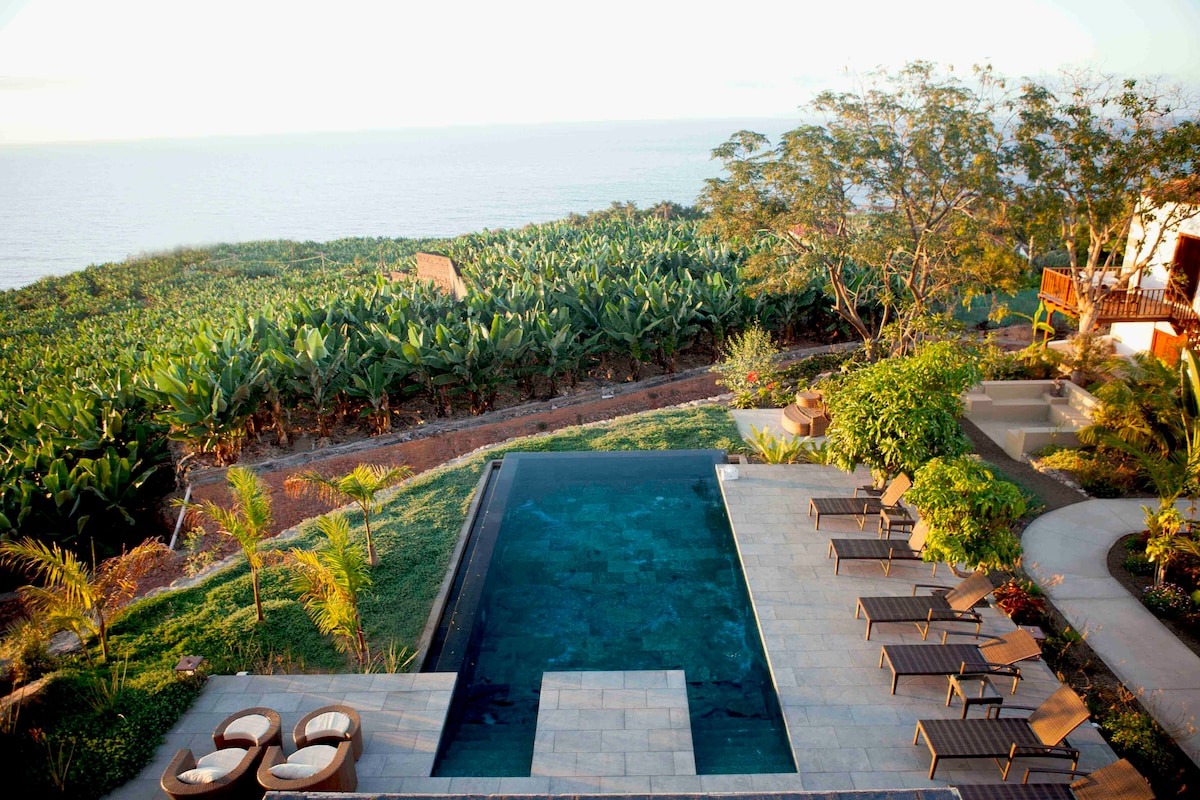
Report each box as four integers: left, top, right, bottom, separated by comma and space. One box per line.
1039, 267, 1198, 326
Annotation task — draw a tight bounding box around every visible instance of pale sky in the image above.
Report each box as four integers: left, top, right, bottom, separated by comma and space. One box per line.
1, 0, 1198, 144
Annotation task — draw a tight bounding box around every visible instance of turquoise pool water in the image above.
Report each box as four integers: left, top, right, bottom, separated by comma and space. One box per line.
428, 450, 794, 776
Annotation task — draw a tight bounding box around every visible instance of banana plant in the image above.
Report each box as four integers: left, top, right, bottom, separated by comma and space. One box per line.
347, 359, 397, 434
640, 272, 703, 373
526, 309, 596, 397
601, 295, 661, 381
273, 325, 352, 438
695, 270, 746, 355
149, 327, 264, 462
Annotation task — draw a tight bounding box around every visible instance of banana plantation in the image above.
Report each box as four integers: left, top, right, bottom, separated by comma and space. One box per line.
0, 215, 837, 554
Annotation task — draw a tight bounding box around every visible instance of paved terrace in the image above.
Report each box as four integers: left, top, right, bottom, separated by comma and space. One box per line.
109, 464, 1114, 798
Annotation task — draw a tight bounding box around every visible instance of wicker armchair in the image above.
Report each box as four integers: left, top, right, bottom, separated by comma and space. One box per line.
292, 704, 364, 761
161, 745, 263, 800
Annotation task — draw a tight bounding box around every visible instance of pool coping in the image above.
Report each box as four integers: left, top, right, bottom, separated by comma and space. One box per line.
412, 459, 502, 672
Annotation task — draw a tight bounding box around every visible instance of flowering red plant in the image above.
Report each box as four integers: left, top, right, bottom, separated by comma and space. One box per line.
746, 371, 759, 384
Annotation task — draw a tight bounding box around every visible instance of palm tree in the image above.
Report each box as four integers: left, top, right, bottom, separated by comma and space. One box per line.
181, 466, 272, 621
284, 464, 412, 566
0, 538, 167, 663
288, 513, 372, 667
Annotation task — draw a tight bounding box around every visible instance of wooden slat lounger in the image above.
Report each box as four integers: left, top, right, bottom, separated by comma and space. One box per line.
953, 784, 1073, 800
879, 628, 1041, 693
956, 757, 1154, 799
914, 685, 1089, 780
855, 570, 992, 640
828, 520, 932, 576
808, 473, 911, 530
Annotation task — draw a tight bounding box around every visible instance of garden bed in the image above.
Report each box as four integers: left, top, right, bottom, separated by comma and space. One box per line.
1108, 533, 1200, 661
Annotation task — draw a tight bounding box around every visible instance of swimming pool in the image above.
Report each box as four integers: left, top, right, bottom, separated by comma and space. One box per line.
425, 450, 795, 777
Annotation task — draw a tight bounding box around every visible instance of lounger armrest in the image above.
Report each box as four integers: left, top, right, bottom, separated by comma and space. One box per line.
1009, 742, 1080, 761
912, 582, 950, 596
941, 630, 1003, 644
1021, 765, 1090, 783
927, 608, 981, 625
987, 703, 1037, 718
958, 661, 1020, 679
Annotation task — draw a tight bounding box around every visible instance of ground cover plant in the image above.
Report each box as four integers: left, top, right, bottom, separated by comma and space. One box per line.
0, 404, 745, 798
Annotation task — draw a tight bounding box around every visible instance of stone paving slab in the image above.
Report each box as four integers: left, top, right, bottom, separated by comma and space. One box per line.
531, 670, 694, 778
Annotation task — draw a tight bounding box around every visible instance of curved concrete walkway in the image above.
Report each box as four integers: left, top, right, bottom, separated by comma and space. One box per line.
1023, 498, 1200, 767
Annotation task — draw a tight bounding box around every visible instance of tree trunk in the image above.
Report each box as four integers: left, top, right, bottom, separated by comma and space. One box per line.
252, 569, 264, 621
364, 518, 380, 566
98, 616, 109, 662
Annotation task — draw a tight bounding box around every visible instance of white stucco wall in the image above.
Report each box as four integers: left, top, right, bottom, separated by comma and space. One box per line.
1111, 198, 1200, 351
1124, 199, 1200, 294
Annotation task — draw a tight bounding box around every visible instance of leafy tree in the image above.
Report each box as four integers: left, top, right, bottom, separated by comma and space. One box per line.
824, 340, 981, 477
288, 512, 373, 668
284, 463, 412, 566
0, 537, 167, 662
701, 62, 1021, 355
907, 456, 1026, 572
181, 466, 272, 621
1014, 72, 1200, 344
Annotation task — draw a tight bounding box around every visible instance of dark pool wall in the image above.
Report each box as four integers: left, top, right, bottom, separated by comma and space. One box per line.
429, 450, 795, 777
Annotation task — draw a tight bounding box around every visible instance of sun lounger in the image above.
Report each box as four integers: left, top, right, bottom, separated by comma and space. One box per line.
956, 758, 1154, 799
828, 520, 932, 576
879, 628, 1041, 693
913, 685, 1089, 780
855, 570, 992, 640
808, 473, 911, 530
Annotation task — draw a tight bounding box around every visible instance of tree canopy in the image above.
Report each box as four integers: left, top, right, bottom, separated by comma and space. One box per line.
701, 62, 1023, 355
1013, 71, 1200, 337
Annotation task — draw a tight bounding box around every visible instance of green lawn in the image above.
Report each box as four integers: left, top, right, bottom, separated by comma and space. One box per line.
955, 288, 1042, 329
8, 404, 747, 798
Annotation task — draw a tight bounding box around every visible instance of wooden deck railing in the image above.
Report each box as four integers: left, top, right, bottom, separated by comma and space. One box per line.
1039, 267, 1199, 326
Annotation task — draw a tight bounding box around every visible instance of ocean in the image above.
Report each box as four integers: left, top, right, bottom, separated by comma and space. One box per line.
0, 118, 791, 291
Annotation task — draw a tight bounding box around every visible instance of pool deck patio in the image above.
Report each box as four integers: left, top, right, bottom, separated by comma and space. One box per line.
108, 463, 1114, 798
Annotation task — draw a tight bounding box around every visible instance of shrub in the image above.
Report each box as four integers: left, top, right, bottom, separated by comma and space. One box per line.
778, 349, 858, 387
824, 340, 981, 477
1122, 552, 1155, 576
1103, 708, 1175, 776
1141, 583, 1194, 618
907, 455, 1026, 571
0, 619, 57, 686
1035, 447, 1141, 497
980, 343, 1063, 381
993, 578, 1046, 623
711, 325, 786, 408
745, 426, 829, 465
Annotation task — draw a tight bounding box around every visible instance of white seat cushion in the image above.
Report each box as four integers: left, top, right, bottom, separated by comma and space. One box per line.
196, 747, 247, 774
304, 711, 352, 741
268, 762, 320, 780
223, 713, 272, 743
288, 744, 337, 770
176, 766, 227, 785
